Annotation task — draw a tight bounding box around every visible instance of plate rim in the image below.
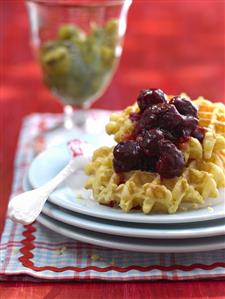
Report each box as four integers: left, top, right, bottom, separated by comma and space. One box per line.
37, 213, 225, 253
42, 200, 225, 239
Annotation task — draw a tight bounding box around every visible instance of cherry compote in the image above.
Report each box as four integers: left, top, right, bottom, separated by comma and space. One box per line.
170, 96, 198, 118
156, 140, 185, 178
113, 141, 143, 173
137, 129, 165, 157
113, 89, 205, 178
137, 88, 166, 111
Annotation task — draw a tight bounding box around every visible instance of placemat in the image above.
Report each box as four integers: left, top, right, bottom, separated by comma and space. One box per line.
1, 112, 225, 281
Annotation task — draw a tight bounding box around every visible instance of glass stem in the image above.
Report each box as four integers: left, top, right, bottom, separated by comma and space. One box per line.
64, 105, 74, 130
63, 105, 87, 129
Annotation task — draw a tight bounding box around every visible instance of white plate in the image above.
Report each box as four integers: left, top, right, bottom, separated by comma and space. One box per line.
23, 175, 225, 239
37, 213, 225, 253
42, 201, 225, 239
23, 176, 225, 252
29, 145, 225, 224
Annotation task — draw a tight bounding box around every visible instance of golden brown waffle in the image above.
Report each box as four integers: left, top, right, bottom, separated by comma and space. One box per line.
86, 96, 225, 214
194, 97, 225, 137
85, 145, 225, 214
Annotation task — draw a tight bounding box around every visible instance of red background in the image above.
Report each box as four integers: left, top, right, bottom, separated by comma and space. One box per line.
1, 0, 225, 298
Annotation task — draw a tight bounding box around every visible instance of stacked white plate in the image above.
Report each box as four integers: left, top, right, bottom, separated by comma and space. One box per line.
25, 144, 225, 253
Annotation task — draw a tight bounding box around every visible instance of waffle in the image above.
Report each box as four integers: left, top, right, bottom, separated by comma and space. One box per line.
105, 103, 137, 143
194, 97, 225, 137
85, 96, 225, 214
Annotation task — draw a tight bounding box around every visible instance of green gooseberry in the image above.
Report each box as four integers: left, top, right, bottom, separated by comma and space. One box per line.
100, 46, 114, 67
105, 18, 119, 35
58, 24, 77, 40
41, 46, 71, 75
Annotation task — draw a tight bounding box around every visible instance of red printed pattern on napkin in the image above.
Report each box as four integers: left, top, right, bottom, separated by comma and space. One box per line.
19, 223, 225, 274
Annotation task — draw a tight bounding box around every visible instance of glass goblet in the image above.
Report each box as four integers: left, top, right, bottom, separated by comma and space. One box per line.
26, 0, 132, 147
